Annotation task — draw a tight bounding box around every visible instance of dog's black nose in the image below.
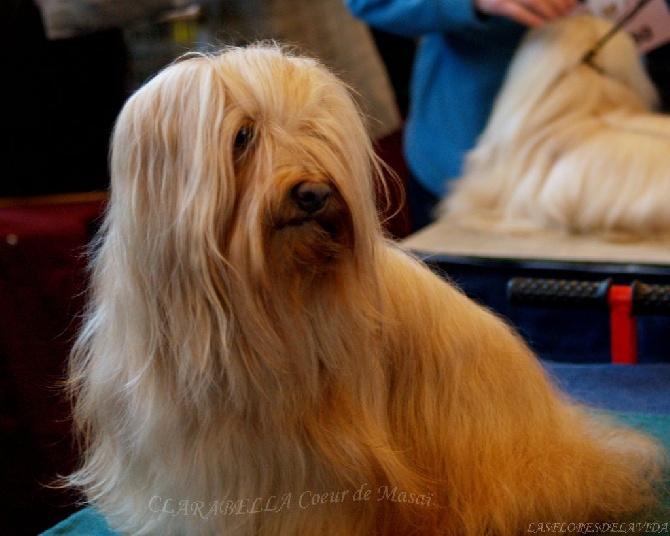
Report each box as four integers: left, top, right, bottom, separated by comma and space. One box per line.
291, 181, 332, 214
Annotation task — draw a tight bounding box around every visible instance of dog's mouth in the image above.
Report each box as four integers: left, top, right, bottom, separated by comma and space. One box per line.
277, 203, 352, 242
271, 180, 354, 264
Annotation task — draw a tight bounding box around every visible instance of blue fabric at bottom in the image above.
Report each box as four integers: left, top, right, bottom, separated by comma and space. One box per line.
543, 361, 670, 414
40, 507, 117, 535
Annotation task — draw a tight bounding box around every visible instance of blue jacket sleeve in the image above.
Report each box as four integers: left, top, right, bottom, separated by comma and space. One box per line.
344, 0, 485, 37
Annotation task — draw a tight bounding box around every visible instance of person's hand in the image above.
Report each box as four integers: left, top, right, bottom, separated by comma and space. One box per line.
474, 0, 578, 27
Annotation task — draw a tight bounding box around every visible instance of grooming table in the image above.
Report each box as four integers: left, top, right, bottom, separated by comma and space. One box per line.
402, 217, 670, 363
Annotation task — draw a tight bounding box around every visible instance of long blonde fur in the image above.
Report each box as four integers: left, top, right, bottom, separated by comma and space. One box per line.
441, 15, 670, 239
68, 43, 666, 535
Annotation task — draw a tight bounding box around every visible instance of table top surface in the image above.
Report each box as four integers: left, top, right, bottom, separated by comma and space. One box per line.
402, 217, 670, 270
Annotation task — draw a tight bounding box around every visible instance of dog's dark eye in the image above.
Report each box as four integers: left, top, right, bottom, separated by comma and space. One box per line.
234, 125, 253, 151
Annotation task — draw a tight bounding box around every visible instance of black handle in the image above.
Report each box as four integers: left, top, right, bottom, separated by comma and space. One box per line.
507, 278, 611, 312
632, 281, 670, 315
507, 278, 670, 316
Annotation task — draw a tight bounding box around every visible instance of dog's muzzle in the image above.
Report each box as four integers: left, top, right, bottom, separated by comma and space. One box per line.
272, 178, 354, 264
291, 181, 332, 215
281, 179, 343, 228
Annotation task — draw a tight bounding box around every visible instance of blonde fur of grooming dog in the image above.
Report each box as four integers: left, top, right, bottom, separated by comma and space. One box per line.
67, 44, 666, 535
441, 15, 670, 239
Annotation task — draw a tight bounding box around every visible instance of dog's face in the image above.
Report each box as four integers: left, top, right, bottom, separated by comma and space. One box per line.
108, 45, 382, 296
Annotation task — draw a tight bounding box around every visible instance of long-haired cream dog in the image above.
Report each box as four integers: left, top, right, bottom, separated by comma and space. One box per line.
67, 44, 666, 535
442, 15, 670, 239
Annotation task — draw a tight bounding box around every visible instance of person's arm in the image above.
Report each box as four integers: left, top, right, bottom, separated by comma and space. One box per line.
345, 0, 577, 36
475, 0, 578, 27
345, 0, 485, 37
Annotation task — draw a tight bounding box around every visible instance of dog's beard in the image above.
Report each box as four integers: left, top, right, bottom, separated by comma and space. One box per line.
270, 178, 354, 269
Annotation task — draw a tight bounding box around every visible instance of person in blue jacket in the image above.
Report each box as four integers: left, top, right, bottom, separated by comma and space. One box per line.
345, 0, 578, 230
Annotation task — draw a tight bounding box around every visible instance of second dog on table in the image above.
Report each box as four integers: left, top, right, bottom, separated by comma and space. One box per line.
441, 15, 670, 240
65, 43, 666, 535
